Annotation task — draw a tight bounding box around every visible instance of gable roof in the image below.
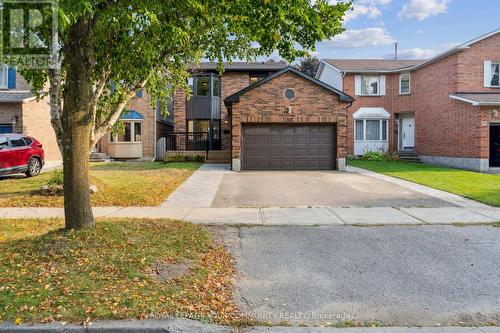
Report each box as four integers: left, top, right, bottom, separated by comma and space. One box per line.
319, 28, 500, 74
190, 61, 287, 73
224, 66, 353, 106
412, 28, 500, 70
322, 59, 423, 72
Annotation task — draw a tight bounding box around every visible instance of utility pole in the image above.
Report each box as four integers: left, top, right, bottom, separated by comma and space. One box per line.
395, 42, 398, 60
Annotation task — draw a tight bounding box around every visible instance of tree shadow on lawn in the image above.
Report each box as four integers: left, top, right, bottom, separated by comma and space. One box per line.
0, 218, 240, 325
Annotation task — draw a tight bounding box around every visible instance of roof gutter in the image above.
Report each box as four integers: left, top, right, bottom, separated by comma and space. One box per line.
449, 94, 500, 106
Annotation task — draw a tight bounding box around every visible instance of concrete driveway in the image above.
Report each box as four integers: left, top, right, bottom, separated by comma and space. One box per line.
211, 171, 454, 208
214, 225, 500, 326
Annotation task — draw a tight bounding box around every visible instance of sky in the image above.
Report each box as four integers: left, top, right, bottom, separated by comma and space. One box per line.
311, 0, 500, 60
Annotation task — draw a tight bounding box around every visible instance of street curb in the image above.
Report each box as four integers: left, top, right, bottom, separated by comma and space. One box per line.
0, 319, 231, 333
1, 320, 500, 333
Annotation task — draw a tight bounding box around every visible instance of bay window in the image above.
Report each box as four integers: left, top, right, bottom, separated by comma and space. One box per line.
110, 121, 142, 143
355, 119, 388, 141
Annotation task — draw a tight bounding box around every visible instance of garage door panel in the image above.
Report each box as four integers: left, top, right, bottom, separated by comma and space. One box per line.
243, 124, 336, 170
270, 136, 282, 144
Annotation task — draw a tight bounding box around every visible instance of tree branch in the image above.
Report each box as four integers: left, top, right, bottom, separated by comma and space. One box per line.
90, 78, 149, 147
48, 67, 64, 155
89, 68, 111, 144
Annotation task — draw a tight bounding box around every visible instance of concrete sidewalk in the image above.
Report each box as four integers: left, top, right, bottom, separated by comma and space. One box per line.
1, 205, 499, 225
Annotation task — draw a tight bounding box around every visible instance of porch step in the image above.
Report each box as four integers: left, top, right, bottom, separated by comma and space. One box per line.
397, 151, 422, 163
206, 150, 231, 164
90, 152, 112, 163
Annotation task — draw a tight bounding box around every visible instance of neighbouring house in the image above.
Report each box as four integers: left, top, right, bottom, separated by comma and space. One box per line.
0, 67, 62, 162
316, 28, 500, 172
95, 88, 171, 160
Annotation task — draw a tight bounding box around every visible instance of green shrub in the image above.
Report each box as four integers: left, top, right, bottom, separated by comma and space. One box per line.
359, 150, 400, 162
164, 153, 205, 163
47, 170, 64, 186
360, 151, 386, 161
384, 151, 400, 161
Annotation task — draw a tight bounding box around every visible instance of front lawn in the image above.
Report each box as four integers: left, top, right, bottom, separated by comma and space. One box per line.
0, 218, 238, 325
0, 162, 202, 207
349, 160, 500, 207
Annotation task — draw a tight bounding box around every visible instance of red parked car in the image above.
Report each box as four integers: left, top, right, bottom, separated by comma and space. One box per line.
0, 134, 45, 177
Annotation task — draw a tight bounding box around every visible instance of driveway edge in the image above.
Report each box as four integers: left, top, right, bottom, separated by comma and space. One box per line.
346, 166, 491, 209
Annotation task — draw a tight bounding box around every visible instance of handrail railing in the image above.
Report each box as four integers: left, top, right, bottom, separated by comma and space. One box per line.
165, 132, 209, 152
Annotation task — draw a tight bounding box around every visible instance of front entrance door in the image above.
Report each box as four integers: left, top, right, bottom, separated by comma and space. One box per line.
401, 116, 415, 150
490, 124, 500, 167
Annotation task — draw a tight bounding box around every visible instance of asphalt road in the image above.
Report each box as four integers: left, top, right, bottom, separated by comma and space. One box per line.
221, 225, 500, 326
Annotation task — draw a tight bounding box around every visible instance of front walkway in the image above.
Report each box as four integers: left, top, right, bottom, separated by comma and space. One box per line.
161, 164, 230, 207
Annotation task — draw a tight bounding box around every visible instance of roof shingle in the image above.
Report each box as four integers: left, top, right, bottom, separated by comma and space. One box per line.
0, 91, 35, 103
322, 59, 425, 72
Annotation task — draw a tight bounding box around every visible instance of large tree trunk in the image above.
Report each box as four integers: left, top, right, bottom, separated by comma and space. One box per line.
61, 15, 95, 230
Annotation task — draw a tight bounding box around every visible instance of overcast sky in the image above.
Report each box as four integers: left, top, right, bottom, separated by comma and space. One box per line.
310, 0, 500, 60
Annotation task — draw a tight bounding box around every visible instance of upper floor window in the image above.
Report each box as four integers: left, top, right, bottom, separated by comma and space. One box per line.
196, 76, 210, 96
249, 73, 267, 85
0, 65, 9, 89
399, 73, 410, 94
361, 76, 379, 95
188, 74, 220, 97
491, 62, 500, 87
212, 76, 220, 97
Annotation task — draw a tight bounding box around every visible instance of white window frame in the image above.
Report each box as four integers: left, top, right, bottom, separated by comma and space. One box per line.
491, 62, 500, 87
0, 64, 8, 89
360, 75, 380, 96
399, 73, 411, 95
109, 121, 143, 143
354, 119, 388, 142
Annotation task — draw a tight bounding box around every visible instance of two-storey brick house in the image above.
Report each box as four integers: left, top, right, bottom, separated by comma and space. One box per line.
166, 62, 353, 171
316, 28, 500, 172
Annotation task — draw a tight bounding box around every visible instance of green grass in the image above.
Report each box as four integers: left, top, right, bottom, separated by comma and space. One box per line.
349, 160, 500, 206
0, 162, 203, 207
0, 218, 237, 325
90, 161, 203, 171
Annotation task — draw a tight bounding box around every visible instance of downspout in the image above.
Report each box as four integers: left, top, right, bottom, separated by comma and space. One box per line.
345, 100, 353, 171
153, 97, 157, 161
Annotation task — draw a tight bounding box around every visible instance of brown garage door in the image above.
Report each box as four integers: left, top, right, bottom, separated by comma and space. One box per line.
242, 124, 336, 170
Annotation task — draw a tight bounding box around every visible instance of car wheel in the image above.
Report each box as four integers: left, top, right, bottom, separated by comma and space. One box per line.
25, 158, 41, 177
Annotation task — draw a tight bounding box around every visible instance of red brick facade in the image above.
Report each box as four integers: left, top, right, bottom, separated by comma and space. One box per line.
414, 32, 500, 167
339, 31, 500, 171
229, 71, 350, 170
343, 72, 415, 154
